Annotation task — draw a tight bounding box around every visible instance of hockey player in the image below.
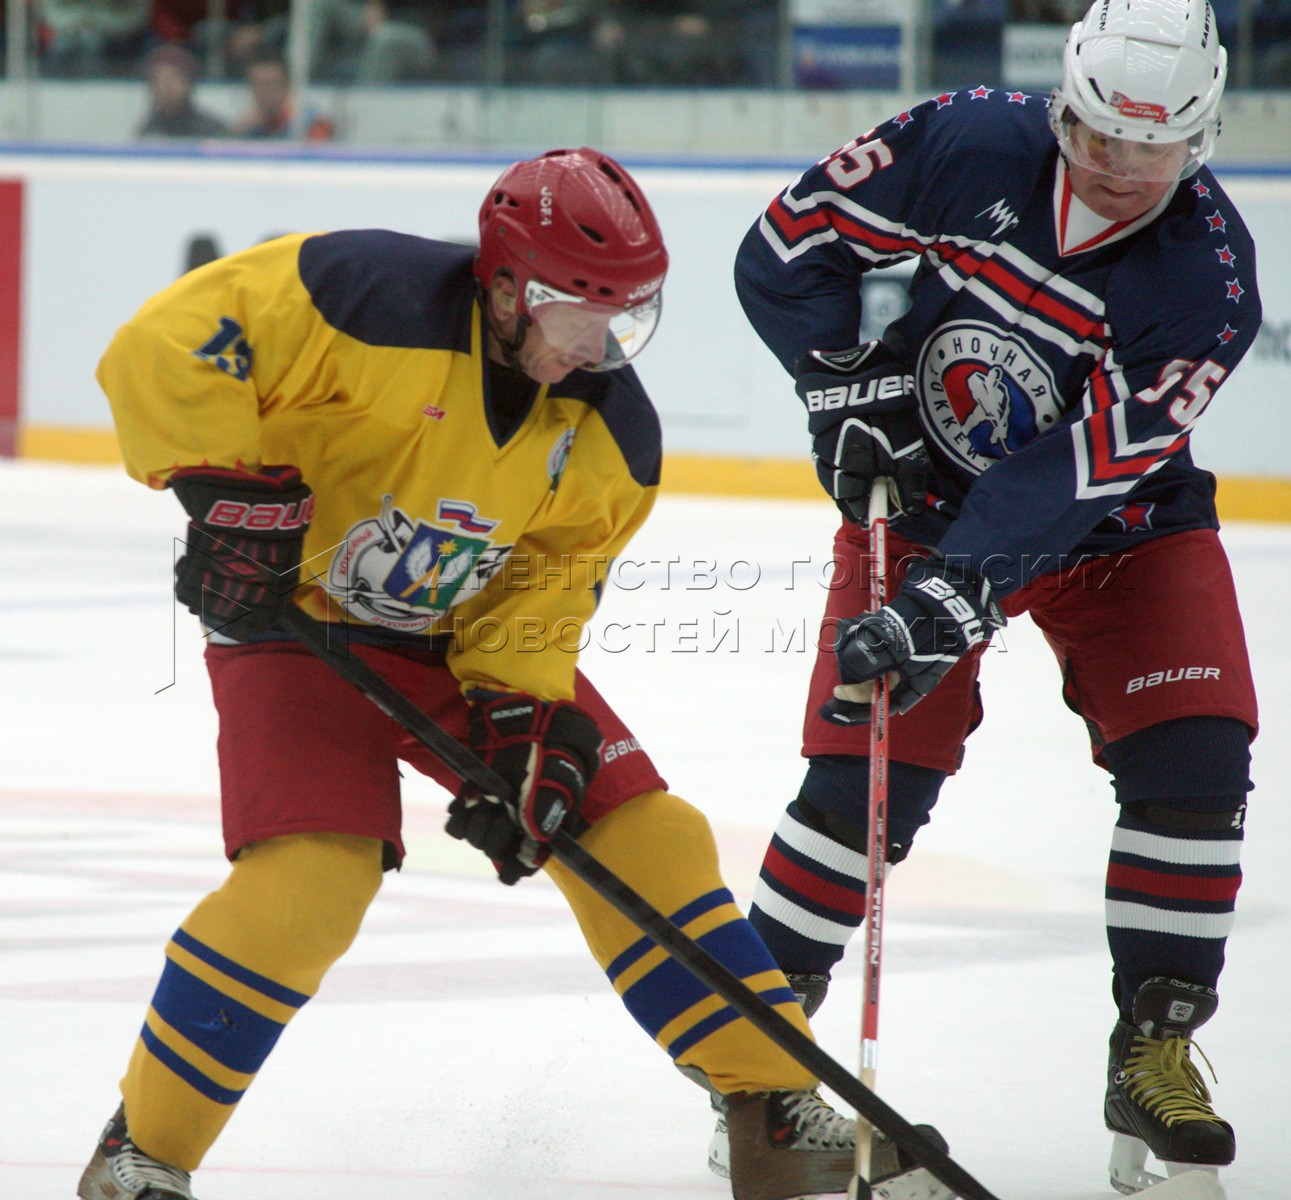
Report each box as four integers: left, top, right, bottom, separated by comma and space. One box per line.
79, 146, 943, 1200
730, 0, 1258, 1193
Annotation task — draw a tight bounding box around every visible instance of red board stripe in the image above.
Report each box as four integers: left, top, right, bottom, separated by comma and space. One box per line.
0, 179, 23, 457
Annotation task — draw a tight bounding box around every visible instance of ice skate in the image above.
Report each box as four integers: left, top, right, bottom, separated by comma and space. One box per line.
706, 972, 834, 1179
725, 1088, 952, 1200
77, 1104, 196, 1200
1105, 978, 1234, 1195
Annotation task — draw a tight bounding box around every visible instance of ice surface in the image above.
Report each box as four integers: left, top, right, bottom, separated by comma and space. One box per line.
2, 461, 1287, 1199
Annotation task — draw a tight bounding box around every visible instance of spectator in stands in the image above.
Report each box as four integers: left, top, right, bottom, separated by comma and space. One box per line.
231, 48, 336, 141
307, 0, 436, 83
616, 0, 773, 86
512, 0, 774, 87
220, 2, 294, 73
137, 42, 229, 138
150, 0, 218, 48
41, 0, 151, 78
510, 0, 619, 84
145, 3, 290, 80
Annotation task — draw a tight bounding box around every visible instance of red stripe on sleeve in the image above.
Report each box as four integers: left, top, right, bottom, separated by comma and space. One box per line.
767, 195, 831, 241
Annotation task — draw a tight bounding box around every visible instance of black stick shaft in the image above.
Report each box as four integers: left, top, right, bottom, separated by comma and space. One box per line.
278, 604, 1001, 1200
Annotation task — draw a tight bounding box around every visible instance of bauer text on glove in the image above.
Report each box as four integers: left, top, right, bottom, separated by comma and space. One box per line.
797, 341, 930, 521
822, 552, 1004, 723
170, 465, 313, 640
445, 693, 602, 885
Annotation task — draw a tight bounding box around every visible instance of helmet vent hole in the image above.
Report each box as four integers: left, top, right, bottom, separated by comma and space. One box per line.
597, 286, 613, 297
578, 224, 606, 244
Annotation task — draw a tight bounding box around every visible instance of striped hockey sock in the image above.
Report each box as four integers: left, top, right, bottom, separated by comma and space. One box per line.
1105, 803, 1243, 1012
748, 798, 876, 977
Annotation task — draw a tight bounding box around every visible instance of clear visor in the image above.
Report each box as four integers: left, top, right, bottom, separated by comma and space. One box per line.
1057, 110, 1205, 184
524, 279, 662, 371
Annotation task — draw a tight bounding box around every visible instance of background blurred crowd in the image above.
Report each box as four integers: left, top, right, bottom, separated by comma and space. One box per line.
0, 1, 1286, 142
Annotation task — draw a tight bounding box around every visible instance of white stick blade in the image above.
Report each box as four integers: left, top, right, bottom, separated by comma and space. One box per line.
1135, 1170, 1227, 1200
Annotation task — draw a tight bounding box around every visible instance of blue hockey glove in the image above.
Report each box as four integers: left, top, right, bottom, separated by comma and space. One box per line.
445, 692, 602, 885
798, 341, 930, 522
171, 465, 313, 640
822, 552, 1004, 724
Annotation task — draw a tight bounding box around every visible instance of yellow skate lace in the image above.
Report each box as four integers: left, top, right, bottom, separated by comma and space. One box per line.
1122, 1034, 1225, 1127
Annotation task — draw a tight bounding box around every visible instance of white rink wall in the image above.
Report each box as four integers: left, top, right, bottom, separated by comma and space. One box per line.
6, 147, 1291, 474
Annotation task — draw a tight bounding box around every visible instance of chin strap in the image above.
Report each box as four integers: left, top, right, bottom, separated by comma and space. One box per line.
478, 287, 531, 371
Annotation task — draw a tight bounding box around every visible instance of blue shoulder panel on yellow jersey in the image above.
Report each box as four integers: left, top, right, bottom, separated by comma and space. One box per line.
298, 230, 476, 351
557, 367, 662, 489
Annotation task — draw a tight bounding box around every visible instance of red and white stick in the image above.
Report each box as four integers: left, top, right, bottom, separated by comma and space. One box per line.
855, 481, 891, 1189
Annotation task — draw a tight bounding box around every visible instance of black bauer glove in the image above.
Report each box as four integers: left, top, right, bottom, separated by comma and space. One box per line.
798, 341, 931, 521
822, 551, 1005, 724
170, 466, 313, 640
445, 692, 602, 885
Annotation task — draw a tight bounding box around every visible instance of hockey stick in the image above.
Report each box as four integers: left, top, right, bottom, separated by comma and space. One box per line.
275, 606, 1226, 1200
273, 603, 999, 1200
854, 482, 892, 1190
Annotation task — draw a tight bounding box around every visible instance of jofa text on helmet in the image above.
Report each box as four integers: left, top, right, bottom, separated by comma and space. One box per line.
627, 276, 665, 301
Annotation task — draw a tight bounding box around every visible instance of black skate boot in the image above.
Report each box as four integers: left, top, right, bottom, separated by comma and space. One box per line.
77, 1104, 196, 1200
726, 1089, 953, 1200
1104, 977, 1234, 1195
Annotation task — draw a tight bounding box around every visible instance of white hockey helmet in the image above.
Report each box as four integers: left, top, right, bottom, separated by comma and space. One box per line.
1050, 0, 1227, 180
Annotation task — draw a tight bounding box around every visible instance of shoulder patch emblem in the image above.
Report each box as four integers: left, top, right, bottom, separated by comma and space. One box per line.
548, 428, 576, 492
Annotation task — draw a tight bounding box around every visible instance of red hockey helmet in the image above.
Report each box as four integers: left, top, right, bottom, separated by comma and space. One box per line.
476, 147, 669, 370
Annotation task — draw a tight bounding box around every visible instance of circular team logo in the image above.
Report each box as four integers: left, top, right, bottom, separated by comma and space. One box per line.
326, 495, 511, 633
918, 322, 1063, 475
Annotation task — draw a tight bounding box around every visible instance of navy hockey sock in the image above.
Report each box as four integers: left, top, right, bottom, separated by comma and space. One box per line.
749, 757, 945, 975
1102, 717, 1251, 1019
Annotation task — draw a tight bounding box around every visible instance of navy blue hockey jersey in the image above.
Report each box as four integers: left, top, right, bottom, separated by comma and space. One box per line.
734, 87, 1261, 595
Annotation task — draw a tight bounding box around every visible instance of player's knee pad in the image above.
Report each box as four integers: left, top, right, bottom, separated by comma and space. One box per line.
185, 831, 384, 994
800, 755, 947, 862
1103, 716, 1251, 829
568, 788, 720, 893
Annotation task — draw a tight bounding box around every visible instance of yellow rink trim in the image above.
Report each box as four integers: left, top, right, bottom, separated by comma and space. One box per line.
16, 425, 1291, 522
19, 424, 124, 465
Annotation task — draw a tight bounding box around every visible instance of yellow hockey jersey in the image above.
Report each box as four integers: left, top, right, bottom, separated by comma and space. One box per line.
98, 230, 662, 702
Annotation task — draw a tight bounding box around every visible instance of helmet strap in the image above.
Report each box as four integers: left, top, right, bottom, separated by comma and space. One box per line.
497, 316, 531, 373
478, 282, 531, 373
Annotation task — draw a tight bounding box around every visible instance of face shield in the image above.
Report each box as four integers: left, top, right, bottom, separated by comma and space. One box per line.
523, 278, 662, 371
1053, 103, 1206, 184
